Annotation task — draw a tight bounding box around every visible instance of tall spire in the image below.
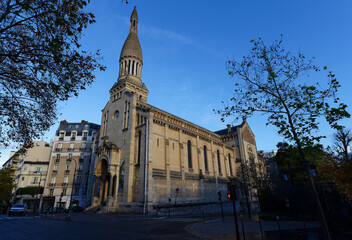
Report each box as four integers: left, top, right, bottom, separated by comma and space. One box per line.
130, 6, 138, 34
118, 7, 143, 85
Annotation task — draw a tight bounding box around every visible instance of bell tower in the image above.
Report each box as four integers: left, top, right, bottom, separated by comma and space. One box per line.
110, 7, 148, 102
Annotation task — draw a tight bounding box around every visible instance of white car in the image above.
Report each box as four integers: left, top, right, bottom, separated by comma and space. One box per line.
8, 203, 28, 216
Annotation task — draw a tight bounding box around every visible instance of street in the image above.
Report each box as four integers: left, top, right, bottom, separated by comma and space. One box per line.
0, 213, 201, 240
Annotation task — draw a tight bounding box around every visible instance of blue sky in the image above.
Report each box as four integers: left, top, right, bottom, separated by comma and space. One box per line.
1, 0, 352, 165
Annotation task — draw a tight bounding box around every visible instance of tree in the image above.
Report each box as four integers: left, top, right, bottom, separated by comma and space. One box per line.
0, 168, 15, 202
275, 142, 328, 184
333, 128, 352, 162
0, 0, 106, 152
217, 37, 350, 240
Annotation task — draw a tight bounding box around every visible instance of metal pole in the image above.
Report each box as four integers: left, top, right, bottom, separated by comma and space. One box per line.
241, 215, 246, 240
240, 159, 251, 219
218, 191, 224, 221
276, 216, 281, 239
229, 178, 241, 240
67, 159, 77, 219
258, 213, 264, 240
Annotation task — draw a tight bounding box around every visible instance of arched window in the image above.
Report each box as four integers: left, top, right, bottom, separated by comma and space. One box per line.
119, 161, 125, 190
132, 60, 135, 75
203, 145, 208, 171
248, 147, 255, 166
137, 131, 142, 164
187, 140, 192, 169
217, 150, 221, 174
228, 153, 233, 176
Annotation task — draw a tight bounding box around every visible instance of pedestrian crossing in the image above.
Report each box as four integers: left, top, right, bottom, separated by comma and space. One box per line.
0, 215, 36, 221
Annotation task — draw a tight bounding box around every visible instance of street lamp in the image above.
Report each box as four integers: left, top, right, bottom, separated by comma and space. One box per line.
33, 169, 43, 214
67, 158, 77, 219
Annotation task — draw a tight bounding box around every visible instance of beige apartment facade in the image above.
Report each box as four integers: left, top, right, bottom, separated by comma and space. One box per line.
91, 8, 260, 213
3, 141, 52, 210
43, 121, 100, 210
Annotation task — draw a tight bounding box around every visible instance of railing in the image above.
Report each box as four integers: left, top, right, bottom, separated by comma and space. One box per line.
52, 170, 57, 174
71, 137, 76, 141
55, 158, 60, 163
55, 148, 62, 152
49, 183, 55, 187
59, 137, 64, 141
64, 170, 70, 175
68, 148, 74, 151
29, 171, 47, 175
62, 183, 68, 186
82, 137, 87, 141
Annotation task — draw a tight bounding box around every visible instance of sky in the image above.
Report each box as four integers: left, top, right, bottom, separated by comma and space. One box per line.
1, 0, 352, 166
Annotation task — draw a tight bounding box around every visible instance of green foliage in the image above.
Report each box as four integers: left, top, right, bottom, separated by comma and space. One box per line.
275, 142, 328, 184
0, 168, 15, 201
217, 37, 350, 146
0, 0, 106, 152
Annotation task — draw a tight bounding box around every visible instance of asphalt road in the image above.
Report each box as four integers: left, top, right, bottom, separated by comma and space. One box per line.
0, 214, 201, 240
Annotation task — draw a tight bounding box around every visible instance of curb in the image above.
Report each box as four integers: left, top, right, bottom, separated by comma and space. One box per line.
185, 221, 216, 240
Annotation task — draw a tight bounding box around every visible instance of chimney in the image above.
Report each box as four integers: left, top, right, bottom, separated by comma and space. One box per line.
227, 124, 231, 134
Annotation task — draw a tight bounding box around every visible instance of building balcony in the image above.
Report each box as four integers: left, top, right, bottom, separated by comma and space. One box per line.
68, 148, 74, 151
52, 170, 57, 175
55, 158, 60, 163
58, 137, 64, 141
70, 137, 76, 141
64, 170, 70, 175
55, 148, 62, 152
49, 183, 55, 187
62, 183, 68, 186
82, 137, 87, 141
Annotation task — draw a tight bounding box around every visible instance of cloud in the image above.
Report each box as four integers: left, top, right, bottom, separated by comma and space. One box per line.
114, 14, 224, 58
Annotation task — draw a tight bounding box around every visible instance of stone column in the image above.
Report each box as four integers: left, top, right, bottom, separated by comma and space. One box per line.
113, 165, 120, 207
165, 125, 171, 200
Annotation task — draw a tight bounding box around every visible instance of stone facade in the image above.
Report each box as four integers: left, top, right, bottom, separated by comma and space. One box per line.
43, 120, 100, 210
3, 141, 52, 210
91, 7, 259, 213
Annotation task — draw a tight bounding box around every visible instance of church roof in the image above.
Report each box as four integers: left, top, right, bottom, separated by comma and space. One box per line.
120, 7, 143, 62
120, 32, 143, 62
214, 126, 238, 136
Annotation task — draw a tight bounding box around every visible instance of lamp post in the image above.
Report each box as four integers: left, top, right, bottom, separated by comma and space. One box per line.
34, 169, 43, 214
67, 158, 77, 219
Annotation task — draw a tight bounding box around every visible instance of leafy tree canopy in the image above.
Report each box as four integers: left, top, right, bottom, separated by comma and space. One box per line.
0, 168, 15, 201
0, 0, 106, 151
217, 37, 349, 239
218, 37, 350, 146
275, 142, 329, 184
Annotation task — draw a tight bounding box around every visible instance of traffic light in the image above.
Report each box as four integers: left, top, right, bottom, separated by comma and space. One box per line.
227, 192, 232, 200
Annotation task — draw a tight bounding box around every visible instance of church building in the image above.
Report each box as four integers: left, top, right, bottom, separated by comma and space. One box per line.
91, 7, 259, 213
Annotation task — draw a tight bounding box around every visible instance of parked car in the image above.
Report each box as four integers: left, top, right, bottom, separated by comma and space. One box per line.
8, 203, 28, 216
72, 206, 85, 212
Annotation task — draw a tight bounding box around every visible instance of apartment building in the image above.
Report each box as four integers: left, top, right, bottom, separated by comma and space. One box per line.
3, 141, 52, 210
44, 120, 100, 209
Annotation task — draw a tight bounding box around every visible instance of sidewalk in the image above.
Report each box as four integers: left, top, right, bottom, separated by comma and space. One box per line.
188, 215, 322, 240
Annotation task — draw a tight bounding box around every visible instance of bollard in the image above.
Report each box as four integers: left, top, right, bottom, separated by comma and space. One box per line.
276, 216, 281, 239
241, 215, 246, 240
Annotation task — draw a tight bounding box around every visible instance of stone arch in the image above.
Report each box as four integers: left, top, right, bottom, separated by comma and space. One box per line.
94, 158, 110, 206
